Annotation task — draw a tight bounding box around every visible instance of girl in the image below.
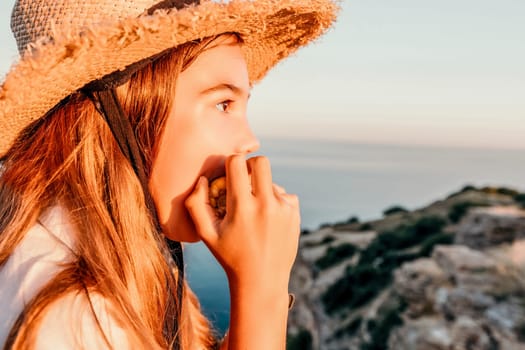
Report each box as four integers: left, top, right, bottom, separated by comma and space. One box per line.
0, 0, 337, 349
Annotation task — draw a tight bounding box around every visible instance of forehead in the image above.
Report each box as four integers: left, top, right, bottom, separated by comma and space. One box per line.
178, 40, 250, 91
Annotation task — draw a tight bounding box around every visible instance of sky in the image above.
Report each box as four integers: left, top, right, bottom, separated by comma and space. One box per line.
1, 0, 524, 150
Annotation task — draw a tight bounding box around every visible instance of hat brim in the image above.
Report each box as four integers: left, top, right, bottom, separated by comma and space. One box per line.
0, 0, 338, 156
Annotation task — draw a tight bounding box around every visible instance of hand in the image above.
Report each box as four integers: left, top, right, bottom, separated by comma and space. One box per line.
185, 155, 301, 289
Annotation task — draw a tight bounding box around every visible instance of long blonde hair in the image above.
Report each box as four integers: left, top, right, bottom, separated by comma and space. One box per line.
0, 34, 238, 349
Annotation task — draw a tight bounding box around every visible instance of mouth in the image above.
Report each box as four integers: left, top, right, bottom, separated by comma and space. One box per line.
206, 167, 227, 219
205, 165, 226, 183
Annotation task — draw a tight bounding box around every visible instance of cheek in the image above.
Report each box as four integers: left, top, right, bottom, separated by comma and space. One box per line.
150, 135, 205, 242
149, 119, 220, 240
209, 115, 245, 145
153, 105, 211, 188
149, 106, 243, 241
151, 132, 207, 206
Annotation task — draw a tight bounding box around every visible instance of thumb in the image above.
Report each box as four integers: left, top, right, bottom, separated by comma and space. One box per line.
185, 176, 218, 245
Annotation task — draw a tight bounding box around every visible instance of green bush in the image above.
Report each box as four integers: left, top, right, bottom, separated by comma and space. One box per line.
412, 216, 447, 237
360, 305, 404, 350
496, 187, 520, 197
323, 216, 446, 314
334, 316, 362, 338
332, 216, 361, 228
358, 238, 389, 265
419, 233, 454, 256
320, 235, 336, 244
446, 184, 478, 199
319, 222, 332, 229
448, 202, 469, 223
383, 205, 409, 216
303, 235, 335, 248
359, 234, 411, 266
315, 243, 358, 270
379, 251, 420, 271
480, 186, 497, 194
516, 320, 525, 342
321, 216, 446, 313
347, 216, 360, 224
322, 264, 391, 313
360, 216, 446, 264
370, 216, 446, 262
448, 201, 487, 223
287, 328, 313, 350
359, 223, 373, 231
461, 184, 478, 192
480, 186, 519, 196
514, 193, 525, 208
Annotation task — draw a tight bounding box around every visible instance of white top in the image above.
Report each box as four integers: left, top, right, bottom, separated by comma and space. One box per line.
0, 206, 130, 349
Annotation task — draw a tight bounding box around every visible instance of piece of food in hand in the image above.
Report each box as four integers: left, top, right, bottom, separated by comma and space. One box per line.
209, 176, 227, 218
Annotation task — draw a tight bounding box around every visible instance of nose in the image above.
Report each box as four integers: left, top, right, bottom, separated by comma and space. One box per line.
235, 125, 260, 155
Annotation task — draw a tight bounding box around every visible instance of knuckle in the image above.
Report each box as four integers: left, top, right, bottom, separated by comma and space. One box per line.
184, 196, 195, 209
255, 196, 272, 211
273, 183, 285, 193
281, 193, 299, 208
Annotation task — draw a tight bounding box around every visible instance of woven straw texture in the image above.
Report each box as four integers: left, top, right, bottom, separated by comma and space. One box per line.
0, 0, 338, 156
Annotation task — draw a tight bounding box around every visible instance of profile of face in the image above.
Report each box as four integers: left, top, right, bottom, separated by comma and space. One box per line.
149, 36, 260, 242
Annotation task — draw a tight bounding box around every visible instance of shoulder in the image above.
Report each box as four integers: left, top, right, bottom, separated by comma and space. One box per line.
0, 205, 131, 349
0, 206, 77, 346
35, 292, 130, 350
0, 206, 76, 308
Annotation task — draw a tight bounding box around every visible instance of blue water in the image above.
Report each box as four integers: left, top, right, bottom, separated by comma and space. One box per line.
185, 138, 525, 334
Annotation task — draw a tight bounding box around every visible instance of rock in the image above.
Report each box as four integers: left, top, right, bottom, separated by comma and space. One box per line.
450, 316, 495, 350
456, 206, 525, 249
433, 245, 499, 274
289, 194, 525, 350
388, 317, 452, 350
488, 330, 525, 350
432, 245, 510, 295
485, 298, 525, 339
288, 256, 320, 349
393, 258, 448, 317
436, 288, 495, 321
509, 239, 525, 268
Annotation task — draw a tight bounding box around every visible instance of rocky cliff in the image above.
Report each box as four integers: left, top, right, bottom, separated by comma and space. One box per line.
287, 186, 525, 350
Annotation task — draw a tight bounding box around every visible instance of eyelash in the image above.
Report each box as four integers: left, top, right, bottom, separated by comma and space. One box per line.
216, 100, 233, 113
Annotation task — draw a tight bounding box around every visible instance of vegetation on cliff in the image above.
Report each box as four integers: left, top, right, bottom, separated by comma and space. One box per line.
321, 215, 448, 314
287, 185, 525, 350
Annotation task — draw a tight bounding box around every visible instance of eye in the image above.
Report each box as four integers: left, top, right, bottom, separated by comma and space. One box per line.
216, 100, 232, 113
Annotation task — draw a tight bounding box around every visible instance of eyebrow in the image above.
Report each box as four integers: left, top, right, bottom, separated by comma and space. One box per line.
200, 83, 251, 99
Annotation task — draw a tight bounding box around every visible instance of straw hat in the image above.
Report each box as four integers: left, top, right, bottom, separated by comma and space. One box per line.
0, 0, 338, 156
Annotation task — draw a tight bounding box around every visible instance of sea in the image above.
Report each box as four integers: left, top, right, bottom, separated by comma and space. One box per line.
184, 138, 525, 334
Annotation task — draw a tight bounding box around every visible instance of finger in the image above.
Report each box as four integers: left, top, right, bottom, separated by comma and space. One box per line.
279, 193, 300, 208
273, 183, 286, 195
225, 154, 251, 206
185, 176, 218, 245
247, 156, 273, 199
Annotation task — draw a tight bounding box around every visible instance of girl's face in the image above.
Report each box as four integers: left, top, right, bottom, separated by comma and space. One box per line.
149, 37, 259, 242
